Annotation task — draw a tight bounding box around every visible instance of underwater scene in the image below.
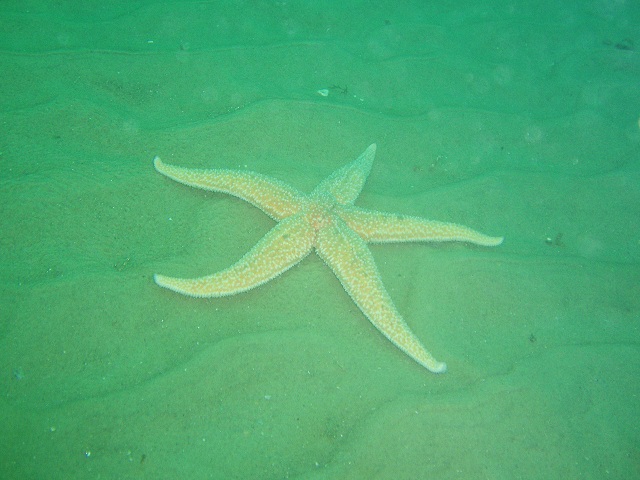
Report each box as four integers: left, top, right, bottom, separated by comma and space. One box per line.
1, 1, 639, 478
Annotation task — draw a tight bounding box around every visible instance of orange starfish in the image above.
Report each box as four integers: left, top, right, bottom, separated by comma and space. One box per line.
153, 144, 503, 373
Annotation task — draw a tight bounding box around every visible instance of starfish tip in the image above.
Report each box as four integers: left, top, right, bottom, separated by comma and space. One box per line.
365, 143, 377, 158
431, 362, 447, 374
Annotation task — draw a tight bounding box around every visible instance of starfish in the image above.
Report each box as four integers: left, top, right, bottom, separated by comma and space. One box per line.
153, 144, 503, 373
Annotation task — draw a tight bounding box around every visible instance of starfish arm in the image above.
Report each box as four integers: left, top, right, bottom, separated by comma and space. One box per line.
313, 144, 376, 205
338, 206, 504, 247
154, 157, 305, 220
154, 214, 314, 298
316, 217, 447, 373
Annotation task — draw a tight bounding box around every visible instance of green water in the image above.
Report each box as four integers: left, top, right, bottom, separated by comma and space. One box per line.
1, 1, 639, 478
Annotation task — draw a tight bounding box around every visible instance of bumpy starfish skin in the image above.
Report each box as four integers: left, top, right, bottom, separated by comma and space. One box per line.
153, 144, 503, 373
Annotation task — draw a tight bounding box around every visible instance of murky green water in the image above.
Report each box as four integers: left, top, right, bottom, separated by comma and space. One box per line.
1, 1, 639, 478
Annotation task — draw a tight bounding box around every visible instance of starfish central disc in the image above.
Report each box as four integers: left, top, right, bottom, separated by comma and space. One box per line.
305, 194, 336, 232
